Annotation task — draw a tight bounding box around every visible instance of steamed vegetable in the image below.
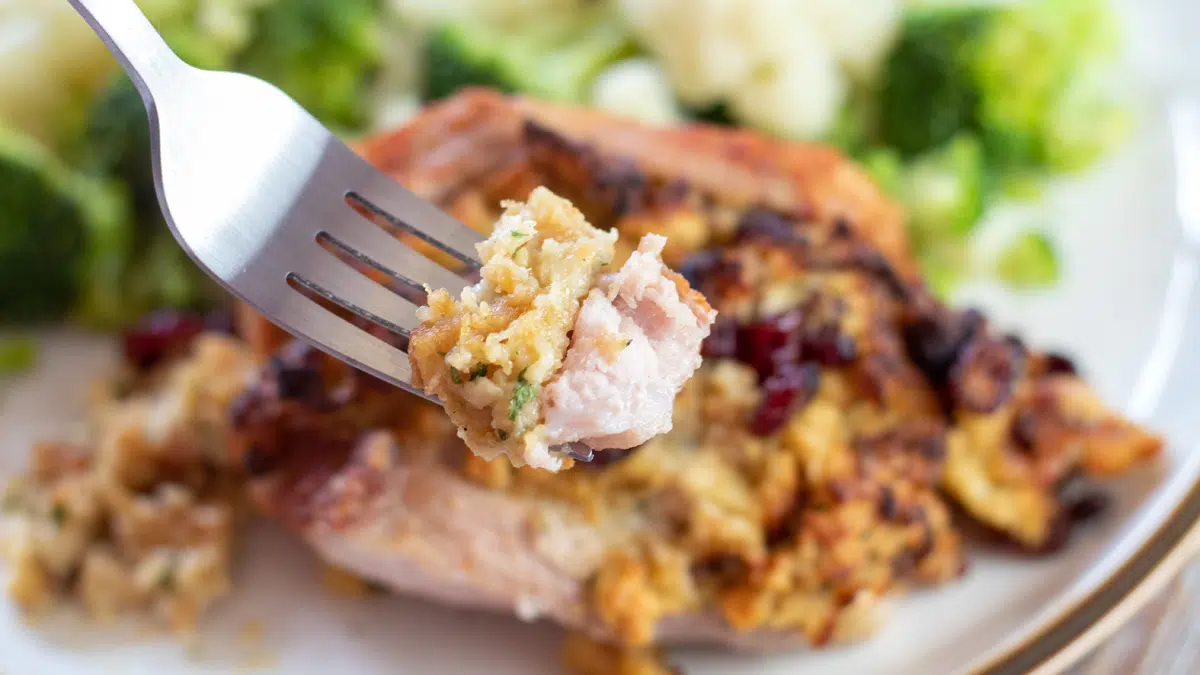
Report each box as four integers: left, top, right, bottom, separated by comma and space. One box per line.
422, 9, 636, 104
0, 126, 128, 324
878, 0, 1127, 169
877, 7, 987, 158
0, 1, 118, 147
237, 0, 384, 131
994, 230, 1060, 289
900, 133, 987, 239
590, 58, 683, 126
615, 0, 902, 140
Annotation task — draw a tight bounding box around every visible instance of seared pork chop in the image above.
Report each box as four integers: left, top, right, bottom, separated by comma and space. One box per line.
228, 90, 1161, 650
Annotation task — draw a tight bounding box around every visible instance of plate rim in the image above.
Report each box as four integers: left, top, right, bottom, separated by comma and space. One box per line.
976, 476, 1200, 674
973, 247, 1200, 675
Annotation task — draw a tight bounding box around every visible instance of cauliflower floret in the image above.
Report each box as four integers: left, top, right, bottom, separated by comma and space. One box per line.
802, 0, 903, 81
728, 18, 846, 140
590, 58, 683, 127
391, 0, 595, 27
0, 2, 116, 144
617, 0, 782, 107
615, 0, 903, 138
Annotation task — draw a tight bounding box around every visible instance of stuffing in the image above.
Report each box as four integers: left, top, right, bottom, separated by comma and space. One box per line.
409, 186, 714, 470
0, 334, 258, 631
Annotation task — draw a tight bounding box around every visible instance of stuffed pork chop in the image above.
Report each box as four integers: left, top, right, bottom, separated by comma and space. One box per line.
225, 89, 1161, 651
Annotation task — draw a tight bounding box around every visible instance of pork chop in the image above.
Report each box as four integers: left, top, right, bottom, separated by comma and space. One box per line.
227, 90, 1161, 651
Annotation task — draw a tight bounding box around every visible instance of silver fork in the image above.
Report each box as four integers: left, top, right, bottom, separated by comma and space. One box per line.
70, 0, 594, 462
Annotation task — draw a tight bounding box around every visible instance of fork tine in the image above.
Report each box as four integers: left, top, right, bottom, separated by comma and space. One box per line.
319, 215, 469, 298
269, 290, 421, 395
344, 179, 486, 266
287, 252, 422, 336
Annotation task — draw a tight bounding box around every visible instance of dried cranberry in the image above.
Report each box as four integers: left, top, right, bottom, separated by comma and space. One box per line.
749, 363, 820, 436
904, 308, 983, 387
949, 335, 1025, 413
692, 553, 749, 581
242, 445, 276, 477
1043, 351, 1079, 377
677, 249, 724, 290
122, 311, 206, 371
1058, 472, 1111, 524
701, 318, 739, 360
1066, 492, 1110, 523
1010, 411, 1039, 453
203, 310, 237, 336
801, 327, 858, 366
676, 249, 743, 304
735, 206, 805, 246
266, 355, 328, 408
878, 485, 899, 520
737, 311, 803, 381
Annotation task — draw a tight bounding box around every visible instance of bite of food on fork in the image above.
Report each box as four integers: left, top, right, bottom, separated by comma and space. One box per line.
408, 186, 716, 471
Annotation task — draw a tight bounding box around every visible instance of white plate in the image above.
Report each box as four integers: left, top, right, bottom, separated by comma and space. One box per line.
3, 2, 1200, 673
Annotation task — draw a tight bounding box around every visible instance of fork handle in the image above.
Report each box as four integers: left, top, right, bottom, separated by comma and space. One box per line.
68, 0, 184, 96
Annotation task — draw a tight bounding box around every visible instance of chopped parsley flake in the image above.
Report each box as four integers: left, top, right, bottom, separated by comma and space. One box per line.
508, 377, 536, 421
50, 503, 67, 526
511, 231, 527, 238
470, 363, 489, 380
449, 367, 463, 384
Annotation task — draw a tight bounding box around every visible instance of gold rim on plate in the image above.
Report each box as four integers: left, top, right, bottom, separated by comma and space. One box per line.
977, 475, 1200, 674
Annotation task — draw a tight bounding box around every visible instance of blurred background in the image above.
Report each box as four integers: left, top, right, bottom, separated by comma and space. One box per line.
0, 0, 1133, 373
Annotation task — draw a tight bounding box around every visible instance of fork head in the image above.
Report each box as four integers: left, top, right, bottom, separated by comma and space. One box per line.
71, 0, 596, 464
152, 69, 596, 464
148, 65, 492, 396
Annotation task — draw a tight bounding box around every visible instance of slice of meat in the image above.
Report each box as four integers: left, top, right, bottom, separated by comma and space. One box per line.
543, 234, 716, 450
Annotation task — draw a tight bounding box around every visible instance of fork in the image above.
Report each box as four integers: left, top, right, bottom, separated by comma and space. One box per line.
69, 0, 594, 462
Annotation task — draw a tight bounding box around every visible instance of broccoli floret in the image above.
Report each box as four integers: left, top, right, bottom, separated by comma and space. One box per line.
994, 230, 1060, 290
917, 239, 971, 300
859, 147, 903, 196
74, 74, 219, 328
879, 0, 1127, 172
237, 0, 384, 131
422, 9, 636, 104
899, 133, 987, 239
877, 7, 989, 158
972, 0, 1123, 170
0, 126, 130, 324
1041, 68, 1131, 174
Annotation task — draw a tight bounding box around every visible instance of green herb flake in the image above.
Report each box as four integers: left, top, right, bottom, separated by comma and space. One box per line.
624, 338, 634, 348
498, 430, 508, 441
0, 337, 37, 375
511, 231, 527, 238
449, 367, 463, 384
508, 377, 536, 421
50, 503, 68, 526
470, 363, 489, 380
